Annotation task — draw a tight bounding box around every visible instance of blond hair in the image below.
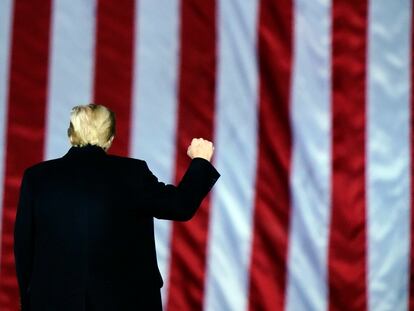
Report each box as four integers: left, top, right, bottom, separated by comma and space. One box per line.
67, 104, 115, 150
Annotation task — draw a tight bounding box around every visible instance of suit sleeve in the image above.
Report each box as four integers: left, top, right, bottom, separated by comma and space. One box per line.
14, 170, 35, 310
140, 158, 220, 221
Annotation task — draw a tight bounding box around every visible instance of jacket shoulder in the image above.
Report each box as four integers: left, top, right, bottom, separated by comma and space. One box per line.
23, 158, 64, 177
104, 154, 148, 169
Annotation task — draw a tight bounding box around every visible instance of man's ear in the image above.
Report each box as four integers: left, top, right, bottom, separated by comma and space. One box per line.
109, 135, 114, 144
104, 135, 115, 151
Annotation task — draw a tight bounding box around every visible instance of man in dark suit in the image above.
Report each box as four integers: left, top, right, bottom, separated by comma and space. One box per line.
14, 104, 220, 310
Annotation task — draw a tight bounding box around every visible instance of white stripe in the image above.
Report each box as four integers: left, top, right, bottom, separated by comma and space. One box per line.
130, 0, 180, 305
44, 0, 96, 160
367, 1, 411, 310
286, 0, 332, 310
0, 0, 13, 264
204, 1, 258, 310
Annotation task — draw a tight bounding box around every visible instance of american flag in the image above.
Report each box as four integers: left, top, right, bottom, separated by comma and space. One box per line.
0, 0, 412, 310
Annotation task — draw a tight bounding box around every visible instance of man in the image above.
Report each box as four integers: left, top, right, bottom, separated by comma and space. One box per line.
14, 104, 220, 310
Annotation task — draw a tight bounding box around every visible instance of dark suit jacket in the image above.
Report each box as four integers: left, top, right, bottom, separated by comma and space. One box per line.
14, 144, 220, 311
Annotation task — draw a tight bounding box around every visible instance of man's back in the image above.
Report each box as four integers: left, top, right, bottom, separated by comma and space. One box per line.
14, 144, 219, 310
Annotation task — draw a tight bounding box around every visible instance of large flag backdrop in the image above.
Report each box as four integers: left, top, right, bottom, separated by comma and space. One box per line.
0, 0, 412, 310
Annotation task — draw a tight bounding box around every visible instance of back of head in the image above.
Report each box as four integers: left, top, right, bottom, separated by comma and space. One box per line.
67, 104, 115, 150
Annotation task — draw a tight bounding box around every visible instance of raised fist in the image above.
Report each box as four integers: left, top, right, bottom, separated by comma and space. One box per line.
187, 138, 214, 162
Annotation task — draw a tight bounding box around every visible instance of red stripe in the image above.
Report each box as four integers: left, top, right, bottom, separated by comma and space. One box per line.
247, 0, 294, 310
166, 1, 217, 310
0, 0, 52, 309
328, 0, 368, 310
409, 2, 414, 309
93, 0, 135, 156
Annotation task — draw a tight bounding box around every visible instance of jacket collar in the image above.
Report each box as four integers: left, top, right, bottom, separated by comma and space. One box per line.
63, 144, 107, 159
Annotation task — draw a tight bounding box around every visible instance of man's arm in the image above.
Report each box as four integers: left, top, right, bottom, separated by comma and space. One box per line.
140, 138, 220, 221
14, 169, 35, 310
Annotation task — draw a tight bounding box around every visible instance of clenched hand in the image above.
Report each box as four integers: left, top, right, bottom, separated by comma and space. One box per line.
187, 138, 214, 162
